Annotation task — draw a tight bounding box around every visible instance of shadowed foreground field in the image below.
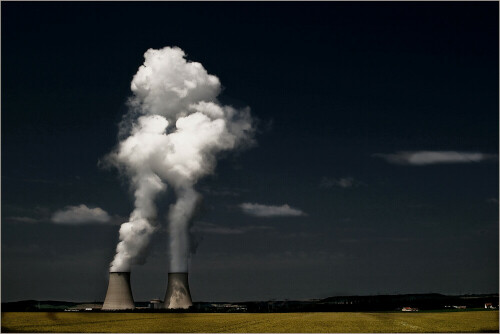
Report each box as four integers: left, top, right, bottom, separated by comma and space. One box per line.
1, 311, 498, 333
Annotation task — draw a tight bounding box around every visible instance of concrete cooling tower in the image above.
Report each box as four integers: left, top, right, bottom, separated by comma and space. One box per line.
102, 272, 135, 310
163, 272, 193, 309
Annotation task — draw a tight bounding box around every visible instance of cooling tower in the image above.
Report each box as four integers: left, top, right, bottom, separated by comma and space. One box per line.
102, 272, 135, 310
163, 272, 193, 309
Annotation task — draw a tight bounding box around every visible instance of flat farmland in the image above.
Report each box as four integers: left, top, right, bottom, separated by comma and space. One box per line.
1, 311, 498, 333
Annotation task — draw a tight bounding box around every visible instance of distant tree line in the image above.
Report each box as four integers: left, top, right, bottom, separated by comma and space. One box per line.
2, 294, 498, 312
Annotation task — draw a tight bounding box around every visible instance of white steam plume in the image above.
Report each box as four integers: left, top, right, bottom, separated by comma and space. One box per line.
106, 46, 254, 272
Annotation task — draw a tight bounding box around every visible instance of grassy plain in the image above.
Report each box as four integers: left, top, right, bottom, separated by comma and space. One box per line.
1, 310, 498, 333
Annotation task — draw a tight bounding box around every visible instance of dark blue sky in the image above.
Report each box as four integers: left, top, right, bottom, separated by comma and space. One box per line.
2, 2, 498, 302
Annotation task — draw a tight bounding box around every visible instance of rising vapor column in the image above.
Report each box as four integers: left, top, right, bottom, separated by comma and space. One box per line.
103, 46, 255, 309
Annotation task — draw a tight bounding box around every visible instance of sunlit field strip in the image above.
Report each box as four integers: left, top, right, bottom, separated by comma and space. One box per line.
1, 311, 498, 333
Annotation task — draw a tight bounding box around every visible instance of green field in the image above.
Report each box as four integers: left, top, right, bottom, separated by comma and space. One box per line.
1, 311, 498, 333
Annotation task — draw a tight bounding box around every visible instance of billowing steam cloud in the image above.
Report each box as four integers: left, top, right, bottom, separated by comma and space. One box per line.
106, 47, 254, 272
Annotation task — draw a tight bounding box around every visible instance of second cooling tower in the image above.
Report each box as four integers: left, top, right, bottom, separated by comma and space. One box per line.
102, 272, 135, 310
163, 272, 193, 309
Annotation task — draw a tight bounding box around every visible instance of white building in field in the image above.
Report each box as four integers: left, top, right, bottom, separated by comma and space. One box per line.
402, 307, 418, 312
484, 303, 496, 309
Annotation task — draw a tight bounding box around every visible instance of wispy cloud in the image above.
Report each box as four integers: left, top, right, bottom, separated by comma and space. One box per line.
191, 221, 273, 234
199, 186, 242, 197
486, 198, 498, 204
373, 151, 498, 165
4, 205, 51, 224
51, 204, 111, 224
239, 203, 307, 217
320, 176, 364, 188
279, 232, 320, 239
6, 216, 41, 223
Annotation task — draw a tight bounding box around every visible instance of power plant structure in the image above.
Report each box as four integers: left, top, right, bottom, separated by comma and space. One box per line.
163, 272, 193, 309
102, 272, 135, 310
102, 271, 193, 310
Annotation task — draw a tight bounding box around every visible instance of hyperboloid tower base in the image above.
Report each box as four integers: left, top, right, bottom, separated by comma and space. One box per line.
102, 272, 135, 310
163, 272, 192, 309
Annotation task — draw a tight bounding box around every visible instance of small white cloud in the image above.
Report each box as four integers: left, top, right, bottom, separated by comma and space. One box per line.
320, 177, 363, 188
239, 203, 306, 217
51, 204, 111, 224
373, 151, 498, 165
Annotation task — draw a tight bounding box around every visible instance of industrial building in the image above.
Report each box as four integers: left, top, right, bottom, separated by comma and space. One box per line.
102, 272, 135, 310
163, 272, 193, 309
